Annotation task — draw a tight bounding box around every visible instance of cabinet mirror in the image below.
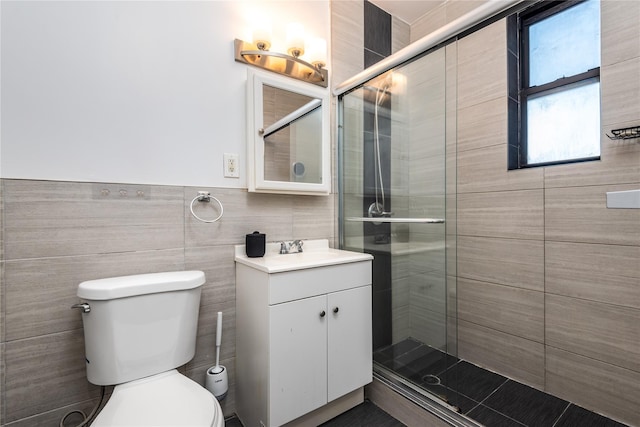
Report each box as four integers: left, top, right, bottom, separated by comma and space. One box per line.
247, 69, 330, 195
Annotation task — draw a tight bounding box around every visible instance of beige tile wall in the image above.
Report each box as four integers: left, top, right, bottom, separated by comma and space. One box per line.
444, 1, 640, 425
0, 179, 335, 425
411, 0, 489, 43
331, 0, 364, 250
1, 182, 4, 426
391, 16, 409, 55
330, 1, 364, 91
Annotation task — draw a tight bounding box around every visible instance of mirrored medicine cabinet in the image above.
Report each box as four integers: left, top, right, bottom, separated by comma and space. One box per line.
246, 68, 331, 195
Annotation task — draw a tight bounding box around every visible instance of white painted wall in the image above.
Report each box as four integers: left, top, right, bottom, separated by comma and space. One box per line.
0, 0, 330, 187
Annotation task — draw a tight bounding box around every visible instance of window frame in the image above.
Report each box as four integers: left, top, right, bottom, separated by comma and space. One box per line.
509, 0, 601, 170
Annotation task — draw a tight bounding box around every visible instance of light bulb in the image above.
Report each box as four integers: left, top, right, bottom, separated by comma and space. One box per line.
307, 37, 327, 68
252, 23, 272, 51
286, 23, 305, 57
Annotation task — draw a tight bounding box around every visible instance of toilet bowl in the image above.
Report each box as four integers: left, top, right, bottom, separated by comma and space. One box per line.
92, 370, 224, 427
74, 271, 224, 427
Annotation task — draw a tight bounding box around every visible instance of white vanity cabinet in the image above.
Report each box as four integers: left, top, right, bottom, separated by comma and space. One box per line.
269, 285, 372, 426
235, 241, 373, 427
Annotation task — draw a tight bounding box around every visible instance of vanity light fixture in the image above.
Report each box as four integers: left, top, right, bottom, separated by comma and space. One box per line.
234, 23, 328, 88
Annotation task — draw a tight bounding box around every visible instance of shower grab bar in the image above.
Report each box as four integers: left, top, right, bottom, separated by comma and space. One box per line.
346, 217, 444, 224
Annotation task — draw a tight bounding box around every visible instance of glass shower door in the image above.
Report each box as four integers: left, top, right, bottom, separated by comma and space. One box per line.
339, 46, 458, 407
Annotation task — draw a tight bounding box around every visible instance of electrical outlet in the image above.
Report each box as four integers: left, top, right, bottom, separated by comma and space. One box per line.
224, 153, 239, 178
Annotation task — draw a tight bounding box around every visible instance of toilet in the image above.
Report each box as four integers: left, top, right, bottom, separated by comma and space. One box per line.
75, 270, 224, 427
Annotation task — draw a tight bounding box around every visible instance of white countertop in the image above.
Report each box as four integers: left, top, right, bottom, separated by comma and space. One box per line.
234, 239, 373, 273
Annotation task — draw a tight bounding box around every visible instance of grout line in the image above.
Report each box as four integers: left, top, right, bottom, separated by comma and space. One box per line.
468, 379, 533, 427
475, 378, 510, 408
551, 403, 572, 427
466, 401, 483, 415
434, 359, 462, 378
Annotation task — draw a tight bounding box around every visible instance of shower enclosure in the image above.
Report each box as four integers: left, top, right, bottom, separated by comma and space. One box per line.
338, 44, 466, 417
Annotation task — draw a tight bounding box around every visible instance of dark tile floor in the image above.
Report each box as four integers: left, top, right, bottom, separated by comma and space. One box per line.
224, 416, 243, 427
319, 400, 405, 427
224, 401, 403, 427
374, 338, 630, 427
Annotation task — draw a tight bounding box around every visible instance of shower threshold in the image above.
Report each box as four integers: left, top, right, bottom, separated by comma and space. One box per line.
372, 369, 480, 427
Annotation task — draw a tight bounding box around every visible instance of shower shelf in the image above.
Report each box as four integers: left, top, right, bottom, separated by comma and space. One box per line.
606, 125, 640, 140
346, 217, 445, 224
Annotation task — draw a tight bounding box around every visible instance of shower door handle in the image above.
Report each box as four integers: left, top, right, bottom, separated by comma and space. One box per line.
345, 217, 445, 224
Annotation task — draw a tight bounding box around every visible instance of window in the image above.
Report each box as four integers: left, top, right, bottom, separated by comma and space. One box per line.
508, 0, 601, 169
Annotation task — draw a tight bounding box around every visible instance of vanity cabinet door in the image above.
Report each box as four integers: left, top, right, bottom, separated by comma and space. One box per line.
327, 285, 372, 402
269, 294, 328, 426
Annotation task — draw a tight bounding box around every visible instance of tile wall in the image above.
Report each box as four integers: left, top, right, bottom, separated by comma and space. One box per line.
0, 180, 335, 425
331, 0, 364, 251
413, 1, 640, 424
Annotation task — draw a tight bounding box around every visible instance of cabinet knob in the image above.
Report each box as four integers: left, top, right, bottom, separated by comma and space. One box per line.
320, 310, 326, 318
333, 307, 339, 314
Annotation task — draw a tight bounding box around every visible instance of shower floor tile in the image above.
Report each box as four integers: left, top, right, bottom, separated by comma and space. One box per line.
482, 380, 568, 426
554, 404, 629, 427
395, 345, 459, 379
467, 404, 527, 427
373, 337, 422, 367
439, 361, 508, 404
375, 338, 631, 427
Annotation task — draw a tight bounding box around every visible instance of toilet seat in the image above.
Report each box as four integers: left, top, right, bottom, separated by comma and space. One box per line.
91, 370, 224, 427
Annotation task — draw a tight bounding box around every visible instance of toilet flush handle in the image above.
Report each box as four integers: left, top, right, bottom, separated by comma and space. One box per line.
71, 303, 91, 313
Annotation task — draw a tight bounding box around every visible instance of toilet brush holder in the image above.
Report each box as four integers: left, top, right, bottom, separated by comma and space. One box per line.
206, 365, 228, 400
206, 311, 228, 400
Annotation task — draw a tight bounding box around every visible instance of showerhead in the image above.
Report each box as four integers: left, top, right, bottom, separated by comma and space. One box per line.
372, 72, 397, 105
376, 88, 388, 105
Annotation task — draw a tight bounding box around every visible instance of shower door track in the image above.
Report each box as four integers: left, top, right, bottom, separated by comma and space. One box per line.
373, 367, 483, 427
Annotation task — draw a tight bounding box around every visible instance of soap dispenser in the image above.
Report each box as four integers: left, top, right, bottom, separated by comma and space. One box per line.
245, 231, 266, 257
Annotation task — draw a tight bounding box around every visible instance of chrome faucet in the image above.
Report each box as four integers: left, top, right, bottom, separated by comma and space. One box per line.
279, 240, 304, 254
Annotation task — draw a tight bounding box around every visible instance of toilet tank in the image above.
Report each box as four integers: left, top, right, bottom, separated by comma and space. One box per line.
77, 271, 206, 385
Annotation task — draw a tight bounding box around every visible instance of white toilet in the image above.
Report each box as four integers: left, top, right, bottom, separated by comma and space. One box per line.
75, 270, 224, 426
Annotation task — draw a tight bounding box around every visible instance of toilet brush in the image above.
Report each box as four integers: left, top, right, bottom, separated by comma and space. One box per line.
206, 311, 228, 400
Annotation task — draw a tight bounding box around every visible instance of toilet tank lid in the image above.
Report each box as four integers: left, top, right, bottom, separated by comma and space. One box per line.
78, 271, 205, 300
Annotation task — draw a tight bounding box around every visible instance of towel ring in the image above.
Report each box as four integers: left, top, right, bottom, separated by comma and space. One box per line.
190, 191, 224, 223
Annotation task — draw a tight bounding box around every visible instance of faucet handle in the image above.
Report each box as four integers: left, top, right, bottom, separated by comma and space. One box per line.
280, 242, 288, 254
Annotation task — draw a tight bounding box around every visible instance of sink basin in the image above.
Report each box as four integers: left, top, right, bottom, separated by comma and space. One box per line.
234, 239, 373, 273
